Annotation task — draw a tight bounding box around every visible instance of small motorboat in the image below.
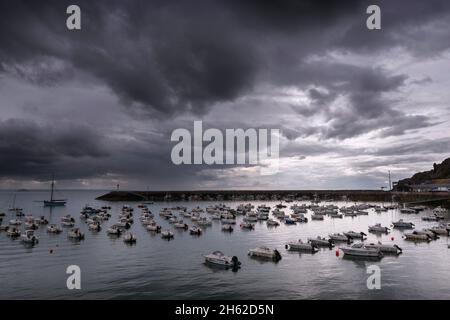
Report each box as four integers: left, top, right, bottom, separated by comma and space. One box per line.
392, 219, 415, 229
415, 229, 439, 240
61, 215, 75, 227
21, 230, 39, 245
68, 228, 85, 240
107, 225, 122, 236
422, 215, 439, 222
429, 224, 450, 236
343, 211, 358, 217
221, 218, 236, 224
35, 216, 49, 225
189, 225, 202, 235
25, 222, 39, 230
340, 243, 383, 258
115, 221, 131, 229
243, 215, 258, 222
400, 208, 417, 214
168, 216, 179, 224
123, 233, 137, 244
240, 222, 255, 230
88, 222, 101, 232
141, 218, 155, 226
221, 224, 233, 232
266, 219, 280, 226
365, 242, 402, 255
174, 221, 189, 230
161, 230, 174, 239
197, 218, 212, 226
404, 231, 432, 241
432, 206, 447, 214
47, 224, 63, 234
0, 225, 9, 232
308, 236, 334, 248
248, 247, 282, 261
294, 214, 308, 223
146, 224, 162, 232
182, 212, 192, 218
204, 251, 241, 268
343, 231, 367, 240
368, 223, 390, 233
9, 219, 22, 226
311, 214, 324, 221
329, 233, 352, 243
284, 218, 296, 225
7, 227, 21, 237
256, 213, 269, 221
285, 239, 318, 253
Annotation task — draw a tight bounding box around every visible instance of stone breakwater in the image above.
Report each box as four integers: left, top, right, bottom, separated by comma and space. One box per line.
96, 190, 450, 206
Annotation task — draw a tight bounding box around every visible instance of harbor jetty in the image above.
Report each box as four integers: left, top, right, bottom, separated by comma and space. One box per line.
96, 190, 450, 205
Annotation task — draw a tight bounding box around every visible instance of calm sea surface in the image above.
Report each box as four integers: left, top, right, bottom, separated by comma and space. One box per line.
0, 190, 449, 300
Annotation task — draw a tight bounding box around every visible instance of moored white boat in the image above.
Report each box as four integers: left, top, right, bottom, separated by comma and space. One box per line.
47, 224, 63, 234
161, 230, 174, 239
404, 231, 432, 241
308, 236, 334, 247
240, 222, 254, 229
189, 225, 202, 235
174, 221, 189, 229
364, 242, 402, 255
21, 230, 39, 245
107, 225, 122, 235
266, 219, 279, 226
146, 223, 162, 232
123, 232, 137, 244
248, 247, 282, 261
392, 219, 414, 229
221, 224, 233, 232
285, 239, 318, 253
329, 233, 352, 243
6, 227, 21, 237
88, 222, 101, 231
68, 228, 85, 240
368, 223, 390, 233
340, 243, 383, 258
343, 231, 367, 239
204, 251, 241, 268
9, 219, 22, 226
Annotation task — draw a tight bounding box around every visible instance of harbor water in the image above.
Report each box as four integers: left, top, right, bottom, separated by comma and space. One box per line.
0, 190, 449, 299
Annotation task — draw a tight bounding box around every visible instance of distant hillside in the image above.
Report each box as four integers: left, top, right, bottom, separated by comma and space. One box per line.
395, 157, 450, 187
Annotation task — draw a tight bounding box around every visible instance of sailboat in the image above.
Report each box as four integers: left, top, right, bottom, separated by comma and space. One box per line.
43, 178, 67, 207
8, 194, 23, 214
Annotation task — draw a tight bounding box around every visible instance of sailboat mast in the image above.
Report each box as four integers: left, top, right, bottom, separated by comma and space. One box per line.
50, 177, 54, 202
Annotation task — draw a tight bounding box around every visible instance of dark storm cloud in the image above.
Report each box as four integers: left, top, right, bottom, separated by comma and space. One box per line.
0, 119, 109, 179
0, 0, 449, 187
281, 63, 435, 140
1, 0, 450, 118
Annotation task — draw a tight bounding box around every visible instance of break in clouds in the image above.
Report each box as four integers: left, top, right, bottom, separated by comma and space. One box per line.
0, 0, 450, 189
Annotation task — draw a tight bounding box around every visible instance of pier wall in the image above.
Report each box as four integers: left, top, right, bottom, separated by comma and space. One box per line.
96, 190, 450, 206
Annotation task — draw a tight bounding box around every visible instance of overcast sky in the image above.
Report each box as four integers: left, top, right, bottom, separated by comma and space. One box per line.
0, 0, 449, 190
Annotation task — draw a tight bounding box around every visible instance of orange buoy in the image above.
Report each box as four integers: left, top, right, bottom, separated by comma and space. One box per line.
335, 249, 340, 257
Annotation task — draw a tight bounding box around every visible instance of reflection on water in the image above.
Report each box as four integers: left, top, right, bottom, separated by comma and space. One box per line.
0, 190, 449, 300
